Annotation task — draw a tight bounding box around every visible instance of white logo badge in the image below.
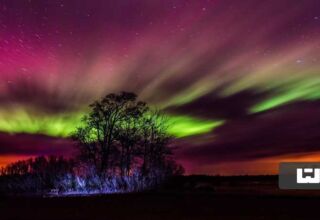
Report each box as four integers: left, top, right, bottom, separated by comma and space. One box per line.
297, 168, 320, 184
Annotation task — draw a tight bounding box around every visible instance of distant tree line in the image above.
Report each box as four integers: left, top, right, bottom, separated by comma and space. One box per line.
0, 156, 75, 193
0, 92, 184, 195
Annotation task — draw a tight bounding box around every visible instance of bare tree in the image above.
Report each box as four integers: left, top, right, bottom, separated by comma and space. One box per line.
140, 110, 171, 176
0, 92, 184, 194
73, 92, 148, 176
73, 92, 182, 179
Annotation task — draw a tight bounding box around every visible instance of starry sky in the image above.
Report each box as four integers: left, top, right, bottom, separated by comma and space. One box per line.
0, 0, 320, 175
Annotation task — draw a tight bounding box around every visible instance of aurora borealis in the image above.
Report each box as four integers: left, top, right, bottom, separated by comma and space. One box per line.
1, 0, 320, 174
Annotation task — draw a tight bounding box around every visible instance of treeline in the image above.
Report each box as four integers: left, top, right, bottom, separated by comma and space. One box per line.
0, 92, 184, 195
0, 156, 74, 176
0, 156, 75, 194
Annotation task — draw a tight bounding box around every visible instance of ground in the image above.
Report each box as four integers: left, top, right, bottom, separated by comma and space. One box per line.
1, 193, 320, 219
1, 176, 319, 220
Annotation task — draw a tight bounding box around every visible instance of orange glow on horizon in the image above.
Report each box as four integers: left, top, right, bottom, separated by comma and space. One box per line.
187, 151, 320, 176
2, 151, 320, 175
0, 155, 36, 168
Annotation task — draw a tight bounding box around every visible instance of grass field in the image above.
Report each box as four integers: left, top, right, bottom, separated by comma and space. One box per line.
1, 176, 319, 220
1, 192, 320, 219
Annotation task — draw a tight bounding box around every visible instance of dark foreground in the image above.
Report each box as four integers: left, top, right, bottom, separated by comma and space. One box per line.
1, 176, 320, 220
1, 193, 320, 220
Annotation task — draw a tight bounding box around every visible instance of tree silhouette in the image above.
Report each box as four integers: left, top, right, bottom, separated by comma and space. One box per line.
73, 91, 181, 179
140, 110, 171, 175
0, 156, 75, 193
0, 92, 184, 195
73, 92, 147, 175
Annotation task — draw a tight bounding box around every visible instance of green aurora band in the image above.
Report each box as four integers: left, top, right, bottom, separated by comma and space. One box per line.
250, 76, 320, 113
0, 108, 224, 138
3, 75, 319, 139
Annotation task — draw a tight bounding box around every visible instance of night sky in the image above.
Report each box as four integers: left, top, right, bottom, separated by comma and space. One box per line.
0, 0, 320, 175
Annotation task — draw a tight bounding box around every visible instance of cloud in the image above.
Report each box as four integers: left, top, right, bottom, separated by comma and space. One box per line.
166, 88, 268, 119
177, 100, 320, 165
0, 132, 75, 156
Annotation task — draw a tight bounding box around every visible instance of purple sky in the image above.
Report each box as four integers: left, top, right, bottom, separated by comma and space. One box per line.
0, 0, 320, 174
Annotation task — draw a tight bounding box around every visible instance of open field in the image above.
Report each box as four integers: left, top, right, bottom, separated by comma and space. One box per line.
1, 176, 320, 220
1, 193, 320, 220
